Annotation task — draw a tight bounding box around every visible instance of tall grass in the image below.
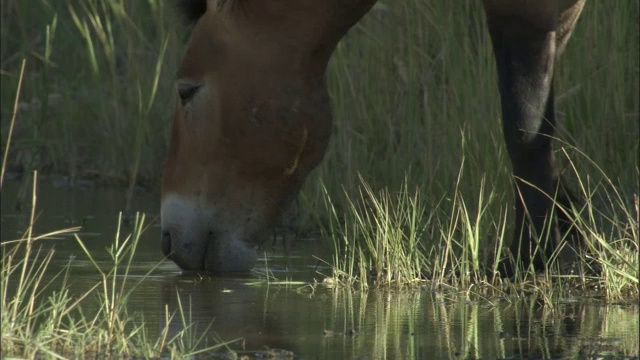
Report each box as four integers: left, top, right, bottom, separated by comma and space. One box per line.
309, 0, 637, 217
0, 1, 637, 294
1, 0, 179, 186
306, 1, 638, 298
319, 146, 638, 300
0, 1, 635, 200
0, 58, 25, 189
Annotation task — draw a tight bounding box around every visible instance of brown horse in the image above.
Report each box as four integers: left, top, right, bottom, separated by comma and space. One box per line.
161, 0, 585, 274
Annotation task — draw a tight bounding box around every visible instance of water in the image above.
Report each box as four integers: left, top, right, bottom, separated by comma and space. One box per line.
2, 178, 638, 359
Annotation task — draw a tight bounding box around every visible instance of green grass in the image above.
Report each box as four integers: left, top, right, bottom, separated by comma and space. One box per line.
1, 0, 638, 298
0, 3, 637, 354
307, 1, 638, 299
0, 0, 636, 200
318, 147, 638, 300
318, 176, 431, 289
1, 0, 179, 186
1, 172, 234, 359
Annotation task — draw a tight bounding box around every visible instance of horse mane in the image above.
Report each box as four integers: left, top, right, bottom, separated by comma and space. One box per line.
177, 0, 236, 24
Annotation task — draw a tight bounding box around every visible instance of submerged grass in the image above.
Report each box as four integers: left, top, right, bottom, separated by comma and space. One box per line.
0, 172, 233, 359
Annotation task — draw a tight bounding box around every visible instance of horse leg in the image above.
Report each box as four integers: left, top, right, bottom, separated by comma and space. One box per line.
483, 5, 584, 275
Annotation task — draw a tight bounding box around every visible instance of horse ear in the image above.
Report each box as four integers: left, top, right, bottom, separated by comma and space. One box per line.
177, 0, 207, 24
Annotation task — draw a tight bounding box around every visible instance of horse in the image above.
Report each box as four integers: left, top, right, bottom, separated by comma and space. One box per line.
161, 0, 586, 275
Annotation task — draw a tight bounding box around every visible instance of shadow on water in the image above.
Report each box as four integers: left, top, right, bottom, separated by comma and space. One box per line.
1, 178, 639, 359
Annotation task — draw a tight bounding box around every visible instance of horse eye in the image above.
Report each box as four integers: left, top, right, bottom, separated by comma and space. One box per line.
177, 82, 202, 106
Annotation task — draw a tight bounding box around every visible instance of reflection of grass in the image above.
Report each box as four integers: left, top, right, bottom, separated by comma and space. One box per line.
323, 289, 639, 359
319, 148, 638, 300
1, 173, 233, 359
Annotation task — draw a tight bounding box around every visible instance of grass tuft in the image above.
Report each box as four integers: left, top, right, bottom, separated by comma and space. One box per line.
318, 145, 638, 301
320, 176, 430, 290
1, 172, 232, 359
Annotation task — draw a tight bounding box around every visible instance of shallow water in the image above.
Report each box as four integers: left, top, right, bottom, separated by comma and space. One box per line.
2, 178, 638, 359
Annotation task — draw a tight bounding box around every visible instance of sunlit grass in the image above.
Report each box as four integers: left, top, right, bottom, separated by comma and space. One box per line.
319, 147, 638, 301
319, 176, 430, 290
299, 0, 639, 300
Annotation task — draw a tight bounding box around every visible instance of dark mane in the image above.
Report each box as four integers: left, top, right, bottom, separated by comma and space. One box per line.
177, 0, 207, 24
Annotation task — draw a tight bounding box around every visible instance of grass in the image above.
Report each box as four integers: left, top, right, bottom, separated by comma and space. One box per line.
0, 1, 636, 197
1, 0, 178, 188
318, 176, 430, 289
0, 58, 25, 189
1, 4, 636, 357
303, 0, 638, 246
318, 145, 638, 301
0, 0, 637, 297
1, 172, 235, 359
308, 1, 637, 299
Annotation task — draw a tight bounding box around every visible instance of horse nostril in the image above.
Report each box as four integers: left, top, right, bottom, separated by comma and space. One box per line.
161, 231, 172, 257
